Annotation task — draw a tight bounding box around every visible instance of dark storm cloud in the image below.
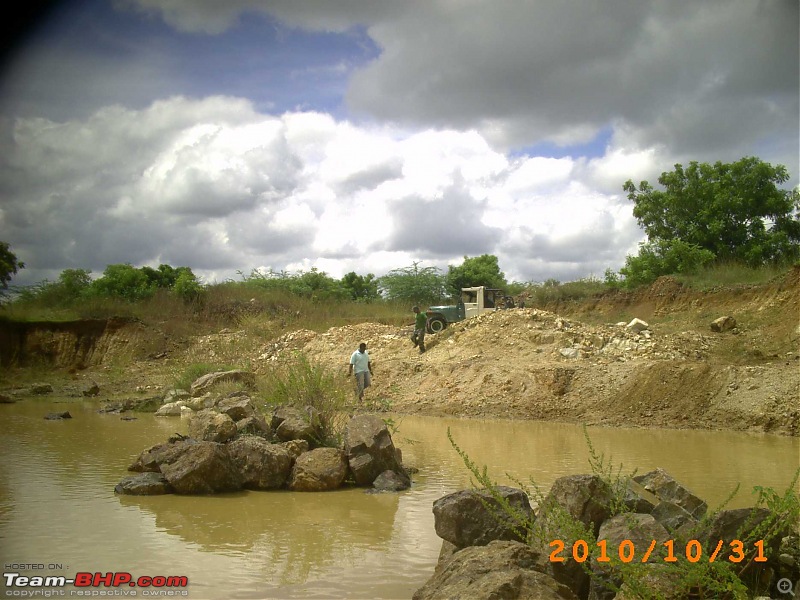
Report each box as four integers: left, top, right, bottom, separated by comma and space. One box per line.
384, 182, 502, 256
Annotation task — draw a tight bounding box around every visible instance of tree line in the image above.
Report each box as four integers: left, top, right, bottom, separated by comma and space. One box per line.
2, 157, 798, 307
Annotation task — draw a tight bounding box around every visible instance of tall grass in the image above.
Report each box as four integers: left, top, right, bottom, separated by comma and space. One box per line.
257, 352, 352, 447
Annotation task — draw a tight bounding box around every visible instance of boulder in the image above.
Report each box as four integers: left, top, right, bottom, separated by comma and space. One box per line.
163, 388, 191, 403
633, 468, 707, 519
185, 393, 214, 411
344, 414, 405, 486
651, 500, 697, 532
160, 441, 242, 494
82, 382, 100, 397
190, 370, 255, 397
217, 394, 258, 421
235, 415, 271, 436
0, 392, 15, 403
188, 409, 237, 443
289, 447, 348, 492
614, 564, 687, 599
128, 439, 197, 473
372, 470, 411, 492
44, 411, 72, 420
280, 439, 310, 459
412, 540, 577, 600
710, 315, 737, 332
228, 436, 293, 490
589, 513, 671, 600
700, 507, 782, 562
114, 472, 172, 495
532, 474, 615, 599
30, 382, 54, 395
540, 474, 614, 536
433, 487, 532, 548
271, 405, 306, 430
154, 400, 187, 417
276, 415, 318, 444
626, 318, 650, 333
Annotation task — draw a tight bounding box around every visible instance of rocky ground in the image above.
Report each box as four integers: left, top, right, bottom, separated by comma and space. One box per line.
4, 268, 799, 436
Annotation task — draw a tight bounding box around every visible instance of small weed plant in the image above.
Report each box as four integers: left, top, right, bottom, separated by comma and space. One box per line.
448, 425, 800, 599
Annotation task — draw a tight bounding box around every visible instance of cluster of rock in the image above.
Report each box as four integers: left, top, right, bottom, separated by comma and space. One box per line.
414, 468, 797, 600
106, 369, 412, 496
115, 387, 410, 496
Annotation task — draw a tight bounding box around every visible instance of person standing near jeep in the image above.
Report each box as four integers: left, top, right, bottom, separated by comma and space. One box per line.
411, 306, 427, 354
348, 342, 373, 401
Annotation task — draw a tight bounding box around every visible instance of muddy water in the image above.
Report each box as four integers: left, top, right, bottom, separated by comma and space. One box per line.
0, 399, 797, 599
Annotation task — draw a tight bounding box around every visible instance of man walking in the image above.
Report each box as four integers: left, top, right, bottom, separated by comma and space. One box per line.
411, 306, 427, 354
348, 342, 373, 401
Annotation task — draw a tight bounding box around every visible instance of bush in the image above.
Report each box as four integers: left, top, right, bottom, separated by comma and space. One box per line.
620, 239, 716, 288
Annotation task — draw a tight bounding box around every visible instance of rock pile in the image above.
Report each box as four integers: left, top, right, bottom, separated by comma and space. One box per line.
115, 371, 410, 496
415, 469, 798, 600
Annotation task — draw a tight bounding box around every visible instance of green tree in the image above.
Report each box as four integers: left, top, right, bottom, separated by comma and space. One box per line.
620, 239, 716, 287
89, 264, 154, 301
173, 269, 203, 303
445, 254, 508, 295
378, 262, 447, 305
0, 241, 24, 290
624, 157, 800, 266
340, 272, 379, 301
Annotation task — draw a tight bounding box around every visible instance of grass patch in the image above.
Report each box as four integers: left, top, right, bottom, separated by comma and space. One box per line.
257, 352, 351, 447
672, 262, 791, 291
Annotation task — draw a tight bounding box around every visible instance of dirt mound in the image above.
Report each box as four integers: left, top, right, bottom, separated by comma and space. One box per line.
244, 268, 799, 435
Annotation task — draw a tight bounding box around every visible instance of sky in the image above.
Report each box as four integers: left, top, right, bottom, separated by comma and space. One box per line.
0, 0, 798, 288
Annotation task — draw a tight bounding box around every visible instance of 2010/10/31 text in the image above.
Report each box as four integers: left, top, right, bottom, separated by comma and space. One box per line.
549, 539, 769, 564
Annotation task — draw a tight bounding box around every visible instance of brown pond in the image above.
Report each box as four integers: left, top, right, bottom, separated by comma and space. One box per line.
1, 398, 797, 598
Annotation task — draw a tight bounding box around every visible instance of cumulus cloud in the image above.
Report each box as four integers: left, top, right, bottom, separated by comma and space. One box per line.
0, 94, 650, 285
1, 0, 796, 288
126, 0, 798, 172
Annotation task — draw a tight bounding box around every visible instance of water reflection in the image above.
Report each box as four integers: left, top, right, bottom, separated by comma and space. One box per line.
0, 399, 797, 599
119, 488, 400, 585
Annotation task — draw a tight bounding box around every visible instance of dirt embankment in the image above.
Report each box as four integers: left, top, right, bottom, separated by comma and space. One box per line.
3, 269, 799, 435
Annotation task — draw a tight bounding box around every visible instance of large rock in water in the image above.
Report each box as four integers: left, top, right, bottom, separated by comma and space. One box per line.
589, 513, 671, 600
539, 474, 615, 537
160, 441, 243, 494
228, 436, 293, 490
412, 540, 577, 600
433, 487, 532, 548
344, 414, 404, 485
128, 439, 197, 472
633, 468, 707, 518
189, 409, 237, 443
272, 405, 321, 444
289, 447, 348, 491
115, 472, 172, 495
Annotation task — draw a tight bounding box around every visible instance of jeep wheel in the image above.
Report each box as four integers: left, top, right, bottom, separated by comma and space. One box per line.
427, 316, 447, 334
